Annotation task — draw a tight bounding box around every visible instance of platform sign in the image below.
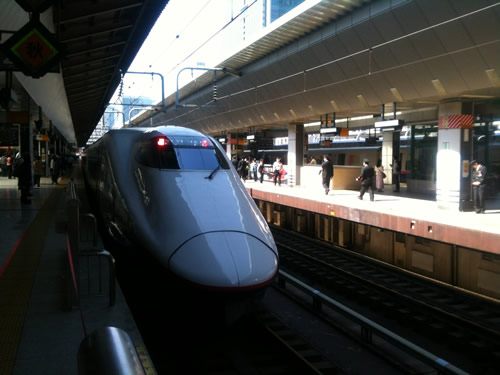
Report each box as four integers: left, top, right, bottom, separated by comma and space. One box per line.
1, 18, 60, 78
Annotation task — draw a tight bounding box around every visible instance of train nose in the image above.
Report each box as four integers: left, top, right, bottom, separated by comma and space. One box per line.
168, 232, 278, 288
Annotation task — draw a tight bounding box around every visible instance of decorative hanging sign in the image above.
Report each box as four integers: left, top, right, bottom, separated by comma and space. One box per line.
1, 17, 60, 78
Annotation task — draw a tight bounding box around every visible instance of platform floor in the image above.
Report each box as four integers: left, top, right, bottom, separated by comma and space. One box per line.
0, 175, 151, 375
244, 179, 500, 254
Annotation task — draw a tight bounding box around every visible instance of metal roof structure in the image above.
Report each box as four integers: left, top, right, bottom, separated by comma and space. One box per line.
135, 0, 500, 135
1, 0, 168, 146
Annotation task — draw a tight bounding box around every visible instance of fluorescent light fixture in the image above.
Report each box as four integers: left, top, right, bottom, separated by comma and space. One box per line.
375, 119, 404, 128
304, 121, 321, 127
485, 68, 499, 86
357, 94, 368, 106
431, 79, 447, 96
320, 127, 337, 134
351, 115, 374, 121
390, 87, 403, 102
273, 112, 280, 120
289, 109, 297, 117
330, 100, 340, 112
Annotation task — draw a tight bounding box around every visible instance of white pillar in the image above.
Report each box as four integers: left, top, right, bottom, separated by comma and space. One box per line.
225, 132, 232, 159
287, 123, 304, 186
436, 102, 467, 210
381, 130, 394, 185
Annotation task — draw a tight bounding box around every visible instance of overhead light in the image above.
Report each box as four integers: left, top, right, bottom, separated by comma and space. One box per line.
485, 69, 499, 86
357, 94, 368, 107
390, 87, 403, 102
289, 109, 297, 117
461, 94, 494, 99
260, 115, 266, 121
330, 100, 340, 112
351, 114, 374, 121
431, 79, 447, 96
375, 119, 404, 128
273, 112, 280, 120
320, 127, 337, 134
308, 105, 314, 111
304, 121, 321, 127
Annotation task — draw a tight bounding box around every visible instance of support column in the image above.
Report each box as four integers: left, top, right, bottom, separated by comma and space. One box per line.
287, 123, 304, 186
225, 132, 232, 159
436, 102, 474, 210
381, 131, 394, 185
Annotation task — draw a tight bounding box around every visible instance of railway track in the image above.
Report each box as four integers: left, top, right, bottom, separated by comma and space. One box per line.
114, 249, 339, 374
271, 226, 500, 374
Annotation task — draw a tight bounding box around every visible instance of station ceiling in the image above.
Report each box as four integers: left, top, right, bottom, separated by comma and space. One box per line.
2, 1, 499, 147
138, 0, 500, 135
1, 0, 169, 146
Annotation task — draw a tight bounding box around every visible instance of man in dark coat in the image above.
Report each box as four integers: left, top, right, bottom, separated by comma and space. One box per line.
471, 160, 487, 213
15, 152, 32, 204
319, 155, 333, 195
356, 159, 375, 201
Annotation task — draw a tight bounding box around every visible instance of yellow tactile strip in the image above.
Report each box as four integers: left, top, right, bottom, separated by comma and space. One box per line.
0, 190, 62, 374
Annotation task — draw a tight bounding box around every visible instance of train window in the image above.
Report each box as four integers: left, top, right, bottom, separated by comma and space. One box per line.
135, 134, 230, 171
174, 139, 230, 171
135, 137, 180, 169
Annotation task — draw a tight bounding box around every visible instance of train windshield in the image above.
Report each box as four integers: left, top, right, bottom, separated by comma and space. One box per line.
136, 135, 230, 170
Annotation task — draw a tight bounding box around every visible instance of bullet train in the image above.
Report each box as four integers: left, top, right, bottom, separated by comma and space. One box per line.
82, 126, 278, 295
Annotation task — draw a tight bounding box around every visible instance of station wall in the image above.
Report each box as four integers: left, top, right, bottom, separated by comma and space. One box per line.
257, 200, 500, 300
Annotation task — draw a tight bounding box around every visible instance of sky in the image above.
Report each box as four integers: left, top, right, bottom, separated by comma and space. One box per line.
113, 0, 253, 105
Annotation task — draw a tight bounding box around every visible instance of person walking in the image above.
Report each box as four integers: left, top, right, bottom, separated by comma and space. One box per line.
471, 160, 487, 213
272, 157, 283, 186
356, 159, 375, 201
319, 155, 333, 195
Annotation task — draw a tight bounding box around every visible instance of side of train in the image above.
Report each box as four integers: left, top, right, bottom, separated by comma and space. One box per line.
82, 126, 278, 292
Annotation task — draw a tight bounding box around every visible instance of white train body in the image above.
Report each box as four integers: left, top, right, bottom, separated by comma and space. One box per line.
83, 126, 278, 291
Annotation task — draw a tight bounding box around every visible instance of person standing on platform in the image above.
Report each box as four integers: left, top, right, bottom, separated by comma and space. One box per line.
319, 155, 333, 195
250, 158, 258, 181
375, 159, 385, 192
471, 160, 487, 214
391, 158, 401, 192
237, 157, 248, 180
272, 157, 283, 186
15, 152, 32, 204
258, 159, 265, 183
6, 153, 13, 179
33, 156, 44, 188
356, 159, 375, 201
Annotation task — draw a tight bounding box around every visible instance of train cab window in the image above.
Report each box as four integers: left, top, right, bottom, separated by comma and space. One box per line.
171, 135, 230, 170
135, 134, 229, 171
135, 136, 179, 169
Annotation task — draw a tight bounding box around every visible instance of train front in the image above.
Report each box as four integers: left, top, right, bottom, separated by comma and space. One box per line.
129, 127, 278, 309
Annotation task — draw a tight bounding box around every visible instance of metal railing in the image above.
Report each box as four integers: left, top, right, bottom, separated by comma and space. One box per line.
65, 180, 116, 308
276, 270, 468, 375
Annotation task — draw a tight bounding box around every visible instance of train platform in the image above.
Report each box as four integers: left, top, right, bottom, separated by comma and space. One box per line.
244, 179, 500, 255
0, 174, 151, 374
